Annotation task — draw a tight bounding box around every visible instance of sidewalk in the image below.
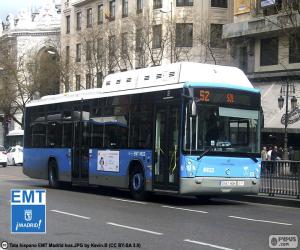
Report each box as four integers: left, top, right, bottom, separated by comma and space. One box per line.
228, 193, 300, 208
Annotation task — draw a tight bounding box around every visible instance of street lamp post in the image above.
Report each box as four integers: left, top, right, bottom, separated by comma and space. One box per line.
278, 81, 298, 160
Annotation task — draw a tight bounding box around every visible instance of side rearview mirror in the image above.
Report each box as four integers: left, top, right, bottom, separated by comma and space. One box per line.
191, 100, 197, 116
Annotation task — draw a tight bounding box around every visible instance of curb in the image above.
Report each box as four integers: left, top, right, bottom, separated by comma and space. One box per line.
227, 194, 300, 208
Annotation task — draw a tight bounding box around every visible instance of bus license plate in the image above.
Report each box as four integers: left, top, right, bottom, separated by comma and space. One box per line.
220, 181, 245, 186
220, 181, 236, 186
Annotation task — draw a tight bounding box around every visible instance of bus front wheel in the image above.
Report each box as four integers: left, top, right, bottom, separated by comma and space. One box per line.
48, 160, 59, 188
130, 169, 147, 200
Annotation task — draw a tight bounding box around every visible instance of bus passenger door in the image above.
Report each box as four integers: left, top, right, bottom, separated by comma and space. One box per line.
72, 121, 90, 183
153, 104, 180, 190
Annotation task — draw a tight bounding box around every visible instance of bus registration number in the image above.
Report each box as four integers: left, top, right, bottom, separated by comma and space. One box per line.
220, 181, 245, 187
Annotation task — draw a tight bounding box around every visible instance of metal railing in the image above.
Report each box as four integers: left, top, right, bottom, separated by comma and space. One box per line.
260, 161, 300, 198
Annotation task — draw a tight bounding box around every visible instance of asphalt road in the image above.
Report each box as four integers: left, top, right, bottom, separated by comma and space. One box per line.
0, 166, 299, 250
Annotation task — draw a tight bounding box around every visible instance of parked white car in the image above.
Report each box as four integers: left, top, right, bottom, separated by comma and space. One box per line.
7, 146, 23, 166
0, 145, 7, 167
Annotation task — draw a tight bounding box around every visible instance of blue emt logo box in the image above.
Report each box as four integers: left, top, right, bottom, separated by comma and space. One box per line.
11, 189, 46, 234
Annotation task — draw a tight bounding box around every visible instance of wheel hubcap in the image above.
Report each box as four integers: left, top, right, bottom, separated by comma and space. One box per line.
133, 174, 142, 191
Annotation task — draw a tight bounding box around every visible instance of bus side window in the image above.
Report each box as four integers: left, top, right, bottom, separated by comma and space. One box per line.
47, 121, 62, 148
31, 123, 46, 148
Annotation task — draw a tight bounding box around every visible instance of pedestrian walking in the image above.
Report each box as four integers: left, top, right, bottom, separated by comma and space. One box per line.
261, 146, 267, 161
267, 146, 272, 161
271, 145, 280, 160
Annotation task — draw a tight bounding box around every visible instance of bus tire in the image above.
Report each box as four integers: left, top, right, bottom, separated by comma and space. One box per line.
48, 159, 59, 188
130, 168, 147, 201
2, 163, 7, 168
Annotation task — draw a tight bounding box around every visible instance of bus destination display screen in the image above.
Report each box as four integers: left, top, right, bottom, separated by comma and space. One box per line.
192, 88, 260, 108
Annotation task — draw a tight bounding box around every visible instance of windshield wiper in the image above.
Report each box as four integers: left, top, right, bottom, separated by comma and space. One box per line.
246, 153, 258, 163
197, 146, 214, 160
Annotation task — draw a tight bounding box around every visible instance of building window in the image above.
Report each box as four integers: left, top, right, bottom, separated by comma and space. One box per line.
260, 37, 278, 66
66, 46, 70, 64
176, 23, 193, 47
153, 25, 162, 48
153, 0, 162, 9
122, 0, 128, 17
76, 12, 81, 30
86, 41, 92, 61
109, 0, 116, 20
136, 28, 143, 52
137, 0, 143, 13
210, 24, 226, 48
66, 15, 70, 33
86, 74, 92, 89
176, 0, 193, 6
87, 8, 92, 27
109, 36, 116, 56
76, 43, 81, 62
121, 32, 128, 54
76, 75, 81, 90
97, 38, 103, 59
211, 0, 227, 8
97, 72, 103, 88
289, 35, 300, 64
98, 4, 103, 24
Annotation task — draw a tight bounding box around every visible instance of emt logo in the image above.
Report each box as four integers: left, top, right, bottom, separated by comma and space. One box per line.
11, 189, 46, 234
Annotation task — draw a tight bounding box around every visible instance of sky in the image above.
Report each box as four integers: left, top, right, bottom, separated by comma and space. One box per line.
0, 0, 59, 22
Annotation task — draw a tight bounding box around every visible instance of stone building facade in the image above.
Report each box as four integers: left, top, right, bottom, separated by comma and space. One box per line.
61, 0, 233, 92
223, 0, 300, 149
0, 0, 61, 146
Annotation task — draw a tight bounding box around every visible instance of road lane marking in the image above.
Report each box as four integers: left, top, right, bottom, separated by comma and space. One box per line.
107, 222, 163, 235
110, 198, 147, 205
228, 215, 292, 226
50, 210, 91, 220
162, 205, 208, 214
215, 198, 300, 210
184, 239, 235, 250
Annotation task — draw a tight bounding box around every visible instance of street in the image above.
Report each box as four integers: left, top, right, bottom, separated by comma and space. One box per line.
0, 166, 299, 250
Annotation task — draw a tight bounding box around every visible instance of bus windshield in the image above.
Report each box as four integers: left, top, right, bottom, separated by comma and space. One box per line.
183, 105, 260, 154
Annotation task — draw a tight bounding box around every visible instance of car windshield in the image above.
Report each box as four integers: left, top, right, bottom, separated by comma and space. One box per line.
183, 105, 260, 154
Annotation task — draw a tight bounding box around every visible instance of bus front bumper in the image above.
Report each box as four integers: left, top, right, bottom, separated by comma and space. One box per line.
180, 177, 260, 195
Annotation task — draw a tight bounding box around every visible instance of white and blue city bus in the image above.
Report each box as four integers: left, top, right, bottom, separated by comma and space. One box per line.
23, 62, 261, 200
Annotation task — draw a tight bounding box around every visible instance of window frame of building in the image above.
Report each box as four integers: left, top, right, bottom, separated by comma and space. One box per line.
86, 74, 92, 89
136, 28, 143, 52
176, 0, 193, 7
210, 23, 226, 48
86, 41, 92, 61
121, 32, 128, 54
98, 4, 103, 24
109, 35, 116, 56
122, 0, 129, 17
260, 37, 279, 66
76, 12, 81, 31
153, 0, 162, 9
76, 43, 81, 62
211, 0, 228, 8
66, 45, 70, 64
66, 15, 70, 34
289, 35, 300, 64
97, 38, 103, 59
76, 75, 81, 90
175, 23, 193, 47
137, 0, 143, 14
87, 8, 93, 28
109, 0, 116, 21
152, 25, 162, 49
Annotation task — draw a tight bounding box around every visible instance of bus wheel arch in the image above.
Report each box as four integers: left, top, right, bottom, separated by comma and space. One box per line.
48, 157, 59, 188
128, 160, 147, 200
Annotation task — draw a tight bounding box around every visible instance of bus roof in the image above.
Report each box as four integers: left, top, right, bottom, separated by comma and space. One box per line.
26, 62, 258, 107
